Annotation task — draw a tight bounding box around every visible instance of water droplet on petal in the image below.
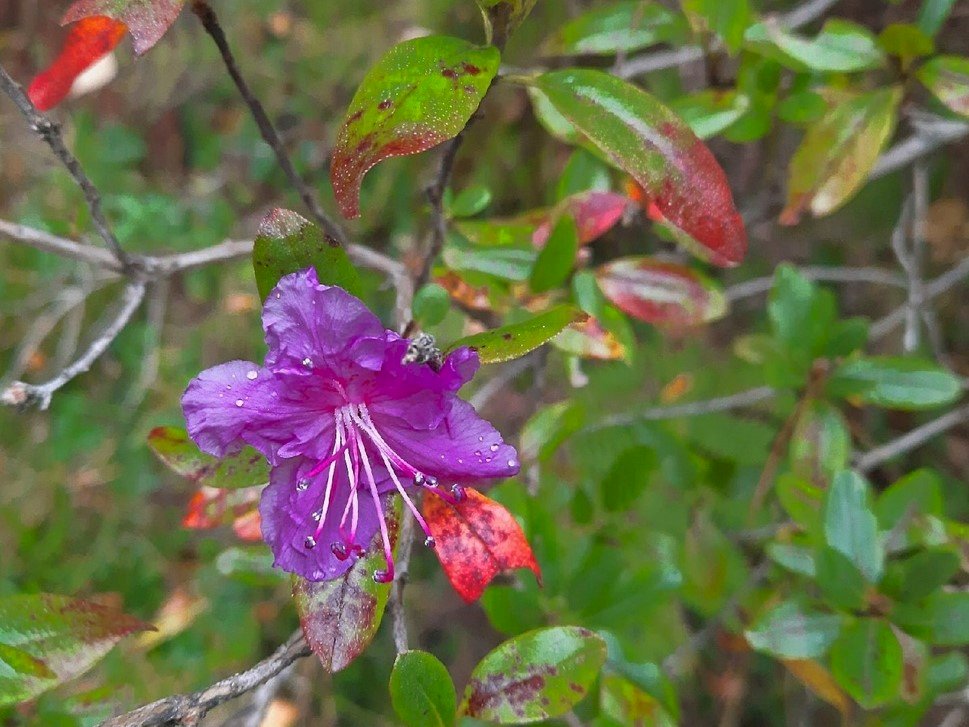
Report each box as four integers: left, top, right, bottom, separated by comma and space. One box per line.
373, 569, 393, 583
302, 357, 313, 368
474, 450, 481, 457
312, 509, 323, 522
296, 479, 310, 492
490, 444, 499, 452
235, 399, 244, 407
508, 459, 518, 468
450, 484, 466, 503
246, 370, 258, 380
478, 435, 484, 442
412, 472, 425, 487
303, 536, 317, 549
425, 476, 439, 488
331, 542, 349, 560
424, 536, 436, 549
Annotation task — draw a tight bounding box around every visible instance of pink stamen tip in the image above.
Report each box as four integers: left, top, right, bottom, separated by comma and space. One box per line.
331, 542, 349, 560
424, 536, 436, 549
373, 568, 394, 583
351, 543, 366, 557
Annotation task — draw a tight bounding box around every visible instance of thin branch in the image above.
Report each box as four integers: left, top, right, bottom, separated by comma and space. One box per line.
854, 403, 969, 473
189, 0, 348, 247
0, 64, 130, 268
101, 632, 310, 727
588, 385, 778, 431
725, 266, 906, 303
390, 515, 416, 655
1, 281, 146, 410
871, 255, 969, 341
615, 0, 839, 78
889, 193, 919, 351
469, 354, 538, 410
415, 134, 465, 292
870, 117, 969, 180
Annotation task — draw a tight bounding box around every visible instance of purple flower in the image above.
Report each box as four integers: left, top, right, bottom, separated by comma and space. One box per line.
182, 268, 519, 583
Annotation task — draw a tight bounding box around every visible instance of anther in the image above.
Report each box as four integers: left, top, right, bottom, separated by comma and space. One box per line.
373, 569, 394, 583
331, 542, 349, 560
424, 536, 436, 549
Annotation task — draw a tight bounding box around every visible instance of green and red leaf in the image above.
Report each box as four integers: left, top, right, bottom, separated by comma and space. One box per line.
181, 485, 263, 542
63, 0, 185, 55
529, 69, 747, 267
595, 256, 726, 327
459, 626, 607, 722
28, 16, 127, 111
917, 55, 969, 118
147, 426, 270, 490
0, 594, 152, 707
330, 36, 500, 219
293, 496, 401, 672
422, 488, 541, 603
532, 191, 630, 247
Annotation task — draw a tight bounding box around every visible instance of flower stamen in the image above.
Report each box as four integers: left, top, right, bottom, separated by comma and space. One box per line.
352, 419, 395, 584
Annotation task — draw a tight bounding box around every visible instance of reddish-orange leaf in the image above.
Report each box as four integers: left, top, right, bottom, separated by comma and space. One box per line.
422, 488, 541, 603
182, 485, 262, 541
533, 191, 630, 247
28, 16, 127, 111
63, 0, 185, 56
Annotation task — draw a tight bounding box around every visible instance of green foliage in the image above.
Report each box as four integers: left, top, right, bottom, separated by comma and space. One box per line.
389, 650, 457, 727
448, 305, 585, 363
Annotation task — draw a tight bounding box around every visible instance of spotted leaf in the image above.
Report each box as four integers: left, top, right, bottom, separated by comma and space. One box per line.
422, 488, 540, 603
447, 305, 586, 364
529, 69, 747, 267
0, 594, 152, 707
147, 426, 269, 490
459, 626, 607, 722
330, 36, 500, 219
532, 191, 630, 247
595, 256, 726, 327
27, 16, 127, 111
63, 0, 185, 55
293, 495, 401, 672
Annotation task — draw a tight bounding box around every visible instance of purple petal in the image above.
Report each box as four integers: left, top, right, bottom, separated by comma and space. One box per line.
259, 457, 394, 581
262, 269, 386, 373
371, 396, 519, 481
371, 340, 480, 400
181, 361, 335, 464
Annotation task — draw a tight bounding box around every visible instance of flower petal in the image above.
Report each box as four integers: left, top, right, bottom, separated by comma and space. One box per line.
371, 396, 519, 481
182, 361, 334, 464
259, 457, 395, 581
375, 339, 480, 398
262, 268, 386, 373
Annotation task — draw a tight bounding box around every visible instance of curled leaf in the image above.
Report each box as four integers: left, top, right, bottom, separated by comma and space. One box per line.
422, 488, 540, 603
28, 16, 127, 111
63, 0, 185, 55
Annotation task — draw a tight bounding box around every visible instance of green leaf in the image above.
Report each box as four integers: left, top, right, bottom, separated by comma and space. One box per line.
745, 601, 842, 659
528, 69, 746, 267
0, 594, 151, 707
777, 474, 824, 537
683, 0, 752, 53
330, 36, 500, 218
830, 618, 903, 709
823, 471, 884, 584
777, 90, 828, 125
600, 445, 657, 512
459, 626, 607, 722
520, 401, 586, 462
815, 547, 867, 612
781, 87, 901, 224
917, 55, 969, 118
412, 284, 451, 327
479, 584, 545, 635
827, 356, 962, 410
389, 650, 457, 727
543, 1, 687, 56
448, 185, 493, 218
252, 208, 362, 301
293, 495, 401, 672
444, 240, 536, 281
556, 148, 613, 200
892, 591, 969, 646
877, 468, 943, 530
766, 543, 816, 578
883, 548, 960, 603
790, 401, 851, 485
670, 90, 750, 139
475, 0, 537, 46
744, 19, 884, 73
878, 24, 934, 66
147, 426, 270, 490
530, 215, 579, 293
448, 305, 585, 363
918, 0, 959, 36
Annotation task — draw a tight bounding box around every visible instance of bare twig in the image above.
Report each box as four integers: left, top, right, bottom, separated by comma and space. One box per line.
415, 135, 465, 293
2, 281, 146, 410
615, 0, 839, 78
101, 632, 310, 727
0, 64, 130, 268
870, 117, 969, 180
588, 385, 778, 431
889, 193, 919, 351
871, 255, 969, 341
235, 664, 294, 727
390, 515, 416, 655
124, 279, 170, 409
854, 403, 969, 473
725, 266, 906, 303
189, 1, 347, 247
469, 354, 538, 410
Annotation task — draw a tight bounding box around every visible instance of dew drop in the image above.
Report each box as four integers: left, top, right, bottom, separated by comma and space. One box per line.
450, 484, 467, 503
490, 444, 499, 452
246, 370, 258, 380
412, 472, 425, 486
312, 509, 323, 522
296, 479, 310, 492
303, 536, 317, 549
478, 435, 484, 442
373, 569, 393, 584
424, 536, 436, 549
331, 542, 349, 560
235, 399, 244, 407
302, 357, 313, 368
508, 459, 518, 468
425, 476, 439, 488
474, 450, 481, 457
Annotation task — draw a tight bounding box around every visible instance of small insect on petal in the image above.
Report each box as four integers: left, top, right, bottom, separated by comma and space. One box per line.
28, 17, 128, 111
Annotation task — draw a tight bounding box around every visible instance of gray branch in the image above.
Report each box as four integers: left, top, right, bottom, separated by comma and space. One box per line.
855, 403, 969, 473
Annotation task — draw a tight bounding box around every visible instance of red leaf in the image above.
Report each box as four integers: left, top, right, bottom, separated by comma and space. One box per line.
182, 485, 262, 541
28, 16, 127, 111
533, 191, 629, 247
423, 488, 541, 603
63, 0, 185, 56
595, 256, 726, 327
